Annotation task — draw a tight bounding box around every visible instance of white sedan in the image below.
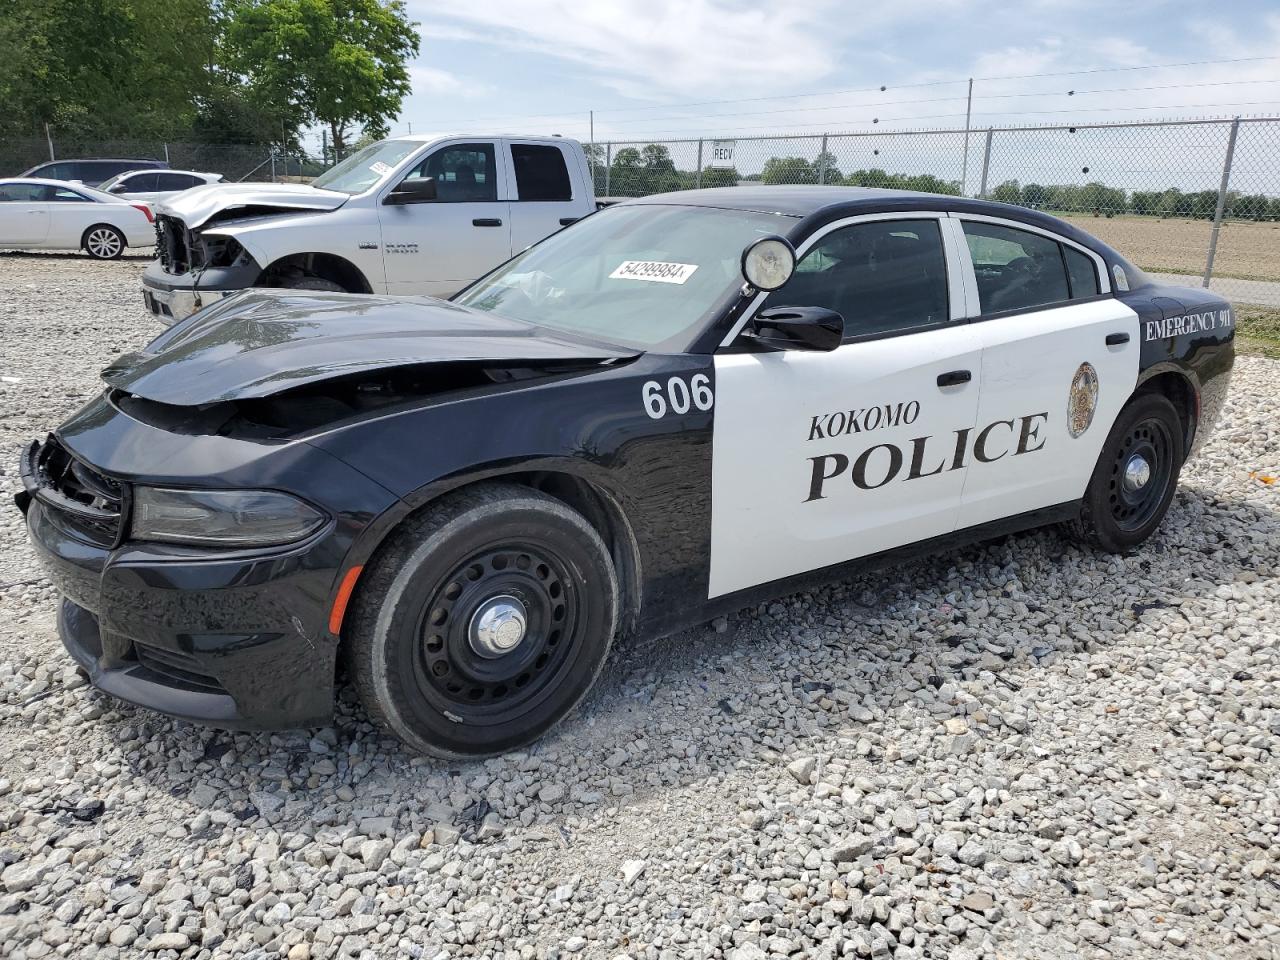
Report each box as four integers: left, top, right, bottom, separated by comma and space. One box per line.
99, 169, 224, 204
0, 178, 154, 259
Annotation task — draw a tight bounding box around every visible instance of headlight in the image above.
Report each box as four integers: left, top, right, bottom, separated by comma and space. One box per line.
132, 487, 326, 547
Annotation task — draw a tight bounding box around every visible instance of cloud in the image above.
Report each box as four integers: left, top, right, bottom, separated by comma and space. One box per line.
410, 0, 849, 99
408, 66, 491, 99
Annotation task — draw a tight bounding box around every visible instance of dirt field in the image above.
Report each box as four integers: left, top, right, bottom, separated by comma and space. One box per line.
1060, 213, 1280, 282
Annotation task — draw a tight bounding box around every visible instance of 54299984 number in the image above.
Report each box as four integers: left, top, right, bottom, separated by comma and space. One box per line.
642, 375, 714, 419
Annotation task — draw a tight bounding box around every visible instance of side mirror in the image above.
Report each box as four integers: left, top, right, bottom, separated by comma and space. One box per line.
384, 177, 437, 205
747, 306, 844, 352
108, 184, 127, 194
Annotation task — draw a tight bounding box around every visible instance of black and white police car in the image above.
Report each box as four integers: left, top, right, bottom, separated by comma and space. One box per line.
18, 186, 1234, 757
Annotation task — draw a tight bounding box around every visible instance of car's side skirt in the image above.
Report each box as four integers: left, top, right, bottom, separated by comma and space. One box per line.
641, 499, 1081, 640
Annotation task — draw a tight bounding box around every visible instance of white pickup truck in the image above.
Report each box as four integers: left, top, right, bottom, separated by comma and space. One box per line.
141, 135, 600, 323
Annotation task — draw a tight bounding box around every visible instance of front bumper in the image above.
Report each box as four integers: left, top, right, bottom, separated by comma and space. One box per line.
24, 495, 339, 729
17, 405, 400, 730
141, 258, 258, 325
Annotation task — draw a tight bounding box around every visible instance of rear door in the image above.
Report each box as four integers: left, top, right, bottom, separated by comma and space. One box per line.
378, 139, 512, 297
951, 214, 1140, 529
0, 182, 50, 244
709, 213, 984, 598
504, 140, 583, 253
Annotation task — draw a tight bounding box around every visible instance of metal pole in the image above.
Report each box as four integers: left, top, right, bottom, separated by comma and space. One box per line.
959, 78, 973, 195
163, 143, 170, 164
818, 133, 829, 184
978, 128, 993, 198
695, 139, 703, 189
604, 143, 611, 197
1204, 117, 1240, 288
589, 110, 594, 147
45, 123, 54, 161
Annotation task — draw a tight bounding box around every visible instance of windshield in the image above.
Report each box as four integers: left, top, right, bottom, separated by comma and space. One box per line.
454, 204, 797, 351
311, 139, 424, 194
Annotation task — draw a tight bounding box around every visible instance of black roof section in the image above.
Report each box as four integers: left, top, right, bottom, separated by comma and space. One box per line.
622, 185, 1132, 268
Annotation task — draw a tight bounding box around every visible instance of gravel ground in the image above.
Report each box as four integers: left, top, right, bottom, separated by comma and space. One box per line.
0, 252, 1278, 960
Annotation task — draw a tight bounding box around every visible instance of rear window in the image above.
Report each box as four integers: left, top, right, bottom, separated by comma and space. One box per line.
1064, 246, 1100, 298
511, 144, 572, 201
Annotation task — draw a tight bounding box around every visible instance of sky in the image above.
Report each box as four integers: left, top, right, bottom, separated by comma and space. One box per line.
393, 0, 1280, 144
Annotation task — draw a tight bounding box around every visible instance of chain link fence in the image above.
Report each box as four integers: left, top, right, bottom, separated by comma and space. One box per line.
590, 117, 1280, 306
2, 134, 326, 184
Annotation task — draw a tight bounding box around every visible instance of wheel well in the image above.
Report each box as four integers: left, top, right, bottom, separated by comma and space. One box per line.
1137, 371, 1196, 453
340, 471, 643, 653
81, 223, 122, 244
258, 253, 372, 292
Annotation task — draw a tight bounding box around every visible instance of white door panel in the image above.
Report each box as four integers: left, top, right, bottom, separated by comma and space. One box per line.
0, 203, 50, 244
379, 203, 511, 293
957, 299, 1141, 528
709, 325, 983, 598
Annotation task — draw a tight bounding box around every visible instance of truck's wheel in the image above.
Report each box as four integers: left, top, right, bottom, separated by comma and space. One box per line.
1070, 393, 1185, 553
347, 484, 618, 758
82, 225, 125, 260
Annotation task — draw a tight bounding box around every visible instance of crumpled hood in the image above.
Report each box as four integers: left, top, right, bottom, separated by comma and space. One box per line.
155, 182, 349, 229
101, 290, 639, 406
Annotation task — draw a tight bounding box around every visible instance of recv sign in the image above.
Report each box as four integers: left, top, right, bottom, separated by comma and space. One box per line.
710, 141, 736, 164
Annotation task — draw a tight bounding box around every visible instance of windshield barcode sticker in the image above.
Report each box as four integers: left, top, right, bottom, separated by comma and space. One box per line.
609, 261, 698, 284
370, 161, 393, 176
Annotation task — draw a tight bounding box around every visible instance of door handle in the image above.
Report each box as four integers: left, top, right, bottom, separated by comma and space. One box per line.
937, 370, 972, 388
1105, 332, 1130, 346
472, 218, 503, 227
559, 217, 579, 226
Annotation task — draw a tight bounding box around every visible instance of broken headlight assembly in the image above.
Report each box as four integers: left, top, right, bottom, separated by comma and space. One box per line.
131, 487, 326, 547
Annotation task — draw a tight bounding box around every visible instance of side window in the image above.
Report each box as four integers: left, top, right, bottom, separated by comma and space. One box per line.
962, 221, 1069, 313
156, 173, 195, 191
511, 144, 572, 201
1064, 246, 1100, 298
38, 163, 71, 180
0, 183, 46, 202
765, 219, 950, 339
47, 186, 91, 202
403, 143, 497, 202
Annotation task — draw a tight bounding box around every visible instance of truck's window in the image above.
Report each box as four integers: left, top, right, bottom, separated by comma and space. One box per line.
511, 144, 571, 201
311, 139, 424, 194
766, 219, 949, 340
405, 144, 497, 202
962, 221, 1070, 314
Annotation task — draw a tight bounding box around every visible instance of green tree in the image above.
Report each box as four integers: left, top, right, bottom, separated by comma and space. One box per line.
812, 150, 842, 185
761, 156, 815, 185
224, 0, 419, 155
1021, 183, 1048, 208
699, 166, 739, 188
989, 180, 1022, 204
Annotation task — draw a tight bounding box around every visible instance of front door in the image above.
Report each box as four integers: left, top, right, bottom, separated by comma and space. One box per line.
0, 182, 50, 244
378, 140, 512, 298
505, 140, 583, 253
709, 215, 983, 598
951, 216, 1141, 529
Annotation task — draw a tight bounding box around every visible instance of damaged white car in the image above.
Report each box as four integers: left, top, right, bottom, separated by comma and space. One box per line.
141, 135, 601, 323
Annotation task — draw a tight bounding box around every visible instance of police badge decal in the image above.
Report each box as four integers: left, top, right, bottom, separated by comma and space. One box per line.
1068, 363, 1100, 438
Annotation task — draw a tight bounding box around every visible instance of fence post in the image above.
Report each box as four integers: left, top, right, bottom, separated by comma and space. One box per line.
163, 143, 170, 165
695, 139, 704, 189
818, 133, 829, 184
604, 143, 612, 197
978, 128, 993, 198
45, 124, 55, 161
959, 77, 973, 195
1203, 117, 1241, 289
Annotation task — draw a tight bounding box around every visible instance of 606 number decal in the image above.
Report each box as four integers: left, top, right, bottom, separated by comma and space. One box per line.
643, 375, 714, 419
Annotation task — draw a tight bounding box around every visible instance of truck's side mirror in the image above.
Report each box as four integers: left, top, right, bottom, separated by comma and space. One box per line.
746, 306, 844, 352
384, 177, 437, 205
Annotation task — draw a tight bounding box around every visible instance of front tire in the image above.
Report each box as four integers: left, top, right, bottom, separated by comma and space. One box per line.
347, 484, 618, 758
1072, 392, 1185, 553
82, 225, 125, 260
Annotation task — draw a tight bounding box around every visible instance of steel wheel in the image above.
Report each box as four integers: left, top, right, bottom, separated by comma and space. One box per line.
412, 543, 579, 720
83, 226, 124, 260
1108, 417, 1173, 532
348, 483, 618, 758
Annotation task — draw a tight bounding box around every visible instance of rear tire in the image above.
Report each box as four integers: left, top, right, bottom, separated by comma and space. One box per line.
347, 484, 618, 758
82, 225, 125, 260
1070, 393, 1184, 553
